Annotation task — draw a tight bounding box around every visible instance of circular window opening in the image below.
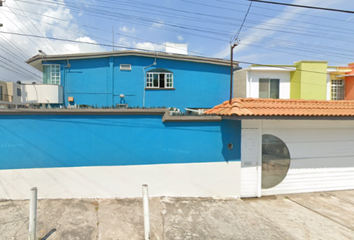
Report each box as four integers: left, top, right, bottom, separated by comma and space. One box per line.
262, 134, 291, 189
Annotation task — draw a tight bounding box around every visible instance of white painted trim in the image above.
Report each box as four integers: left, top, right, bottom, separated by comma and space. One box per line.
326, 73, 331, 100
146, 72, 174, 88
257, 120, 262, 197
0, 162, 241, 200
249, 67, 296, 71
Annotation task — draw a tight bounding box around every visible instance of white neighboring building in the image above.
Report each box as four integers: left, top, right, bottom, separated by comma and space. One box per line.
0, 80, 63, 106
244, 66, 293, 99
21, 84, 63, 105
233, 61, 342, 101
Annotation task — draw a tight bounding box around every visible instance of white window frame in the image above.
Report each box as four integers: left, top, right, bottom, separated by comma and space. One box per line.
331, 79, 345, 100
146, 72, 173, 88
44, 64, 61, 85
120, 64, 131, 71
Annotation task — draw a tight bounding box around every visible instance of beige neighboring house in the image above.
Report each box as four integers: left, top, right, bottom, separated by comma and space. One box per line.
0, 80, 22, 105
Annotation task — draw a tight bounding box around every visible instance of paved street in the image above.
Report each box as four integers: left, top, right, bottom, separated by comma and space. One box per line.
1, 191, 354, 239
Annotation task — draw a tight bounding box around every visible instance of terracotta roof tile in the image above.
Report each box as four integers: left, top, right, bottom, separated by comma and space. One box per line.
204, 98, 354, 117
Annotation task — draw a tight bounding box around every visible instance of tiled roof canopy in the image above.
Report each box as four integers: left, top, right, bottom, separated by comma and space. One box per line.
204, 98, 354, 117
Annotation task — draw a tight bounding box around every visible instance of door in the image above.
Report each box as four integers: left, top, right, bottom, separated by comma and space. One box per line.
240, 129, 260, 197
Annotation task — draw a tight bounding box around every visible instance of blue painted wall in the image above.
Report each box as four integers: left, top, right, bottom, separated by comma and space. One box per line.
0, 115, 241, 170
52, 55, 230, 110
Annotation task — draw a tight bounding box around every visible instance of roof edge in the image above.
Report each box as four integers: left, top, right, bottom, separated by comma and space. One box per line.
26, 50, 238, 72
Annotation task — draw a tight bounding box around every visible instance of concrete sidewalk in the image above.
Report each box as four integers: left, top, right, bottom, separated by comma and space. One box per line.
1, 191, 354, 240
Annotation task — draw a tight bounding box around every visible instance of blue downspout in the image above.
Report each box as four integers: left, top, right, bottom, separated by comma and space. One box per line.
109, 57, 114, 107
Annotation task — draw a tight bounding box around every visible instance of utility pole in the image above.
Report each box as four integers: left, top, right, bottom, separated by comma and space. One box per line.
0, 0, 4, 27
112, 26, 114, 51
229, 43, 237, 104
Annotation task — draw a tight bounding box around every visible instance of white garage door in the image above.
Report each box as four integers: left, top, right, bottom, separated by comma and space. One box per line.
242, 120, 354, 197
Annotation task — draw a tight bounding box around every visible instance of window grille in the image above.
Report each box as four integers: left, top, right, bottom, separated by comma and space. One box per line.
43, 65, 60, 85
331, 79, 344, 100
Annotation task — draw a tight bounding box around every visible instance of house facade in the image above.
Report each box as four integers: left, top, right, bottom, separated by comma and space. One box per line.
26, 51, 237, 111
1, 98, 354, 199
234, 60, 354, 101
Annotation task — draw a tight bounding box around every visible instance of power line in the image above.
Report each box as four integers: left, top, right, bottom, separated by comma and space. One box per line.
17, 0, 233, 38
0, 34, 29, 59
0, 31, 344, 84
10, 1, 354, 58
15, 0, 354, 48
248, 0, 354, 14
0, 30, 191, 53
2, 5, 53, 54
0, 7, 209, 57
233, 1, 252, 42
0, 55, 42, 79
13, 0, 59, 54
214, 0, 353, 24
0, 61, 41, 80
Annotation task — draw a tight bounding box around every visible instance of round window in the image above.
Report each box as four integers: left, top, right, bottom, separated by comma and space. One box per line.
262, 134, 291, 189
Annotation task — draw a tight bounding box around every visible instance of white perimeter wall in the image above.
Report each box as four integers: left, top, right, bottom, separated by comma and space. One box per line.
0, 162, 241, 200
247, 70, 291, 99
242, 120, 354, 196
21, 84, 63, 104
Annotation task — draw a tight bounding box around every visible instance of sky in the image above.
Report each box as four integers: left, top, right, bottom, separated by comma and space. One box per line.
1, 0, 354, 82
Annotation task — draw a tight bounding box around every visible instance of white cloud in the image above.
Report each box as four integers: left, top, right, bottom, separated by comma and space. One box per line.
116, 37, 132, 48
177, 35, 184, 41
152, 20, 164, 28
0, 0, 106, 81
119, 26, 136, 33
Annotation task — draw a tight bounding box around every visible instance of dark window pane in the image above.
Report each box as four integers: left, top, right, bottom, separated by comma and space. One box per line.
270, 79, 280, 99
153, 74, 159, 87
159, 74, 165, 88
259, 78, 269, 98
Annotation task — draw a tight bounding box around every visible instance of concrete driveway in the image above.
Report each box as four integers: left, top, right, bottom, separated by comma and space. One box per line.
1, 191, 353, 239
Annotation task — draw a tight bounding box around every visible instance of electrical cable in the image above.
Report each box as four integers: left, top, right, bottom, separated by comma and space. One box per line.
248, 0, 354, 14
213, 0, 354, 24
2, 6, 53, 54
13, 0, 59, 54
233, 1, 252, 42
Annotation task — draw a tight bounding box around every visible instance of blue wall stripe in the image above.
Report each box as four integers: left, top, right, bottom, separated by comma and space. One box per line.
0, 115, 241, 170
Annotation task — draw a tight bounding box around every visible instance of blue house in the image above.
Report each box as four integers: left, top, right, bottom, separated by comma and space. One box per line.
26, 51, 237, 111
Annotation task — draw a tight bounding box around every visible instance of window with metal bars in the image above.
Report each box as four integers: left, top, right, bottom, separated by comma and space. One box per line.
43, 65, 61, 85
331, 79, 344, 100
